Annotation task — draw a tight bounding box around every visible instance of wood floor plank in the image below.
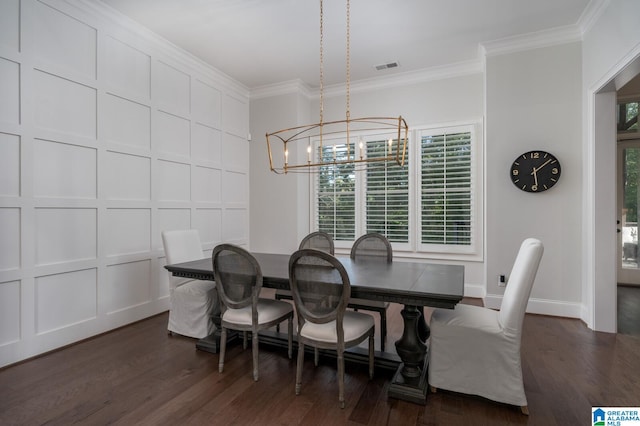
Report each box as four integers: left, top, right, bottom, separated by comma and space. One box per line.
1, 293, 639, 425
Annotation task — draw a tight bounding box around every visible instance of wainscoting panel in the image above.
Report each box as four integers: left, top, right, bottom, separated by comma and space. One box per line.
156, 209, 192, 249
223, 170, 248, 206
0, 0, 20, 52
0, 58, 20, 125
192, 79, 221, 128
104, 36, 151, 100
193, 208, 222, 246
103, 94, 151, 150
222, 209, 248, 243
105, 151, 151, 201
33, 139, 97, 199
105, 260, 151, 314
0, 0, 249, 368
221, 133, 249, 172
35, 208, 97, 265
157, 160, 190, 202
105, 209, 151, 256
222, 93, 249, 139
35, 268, 97, 334
0, 280, 20, 346
192, 166, 221, 203
155, 61, 190, 117
34, 0, 96, 80
0, 208, 20, 271
192, 123, 221, 166
0, 133, 20, 196
33, 70, 97, 139
156, 110, 190, 158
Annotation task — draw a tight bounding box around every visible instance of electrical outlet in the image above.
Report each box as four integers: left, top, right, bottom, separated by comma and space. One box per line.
498, 274, 506, 287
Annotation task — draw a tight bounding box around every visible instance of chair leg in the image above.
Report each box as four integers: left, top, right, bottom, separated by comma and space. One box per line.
314, 347, 319, 366
242, 331, 248, 350
337, 349, 345, 409
287, 318, 293, 359
295, 342, 304, 395
380, 312, 387, 352
219, 327, 227, 373
521, 406, 529, 416
252, 330, 259, 381
368, 335, 374, 379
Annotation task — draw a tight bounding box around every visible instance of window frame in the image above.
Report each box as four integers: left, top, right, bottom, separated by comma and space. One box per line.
309, 120, 483, 261
414, 122, 483, 259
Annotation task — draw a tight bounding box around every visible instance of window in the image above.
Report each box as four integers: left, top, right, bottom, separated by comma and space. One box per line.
317, 144, 356, 240
418, 125, 477, 254
618, 100, 639, 133
312, 122, 482, 259
365, 140, 409, 243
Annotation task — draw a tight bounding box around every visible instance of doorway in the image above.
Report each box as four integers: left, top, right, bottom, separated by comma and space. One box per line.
616, 95, 640, 336
617, 140, 640, 285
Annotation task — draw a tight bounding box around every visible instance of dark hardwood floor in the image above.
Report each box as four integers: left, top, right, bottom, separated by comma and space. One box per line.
1, 294, 639, 425
618, 284, 640, 335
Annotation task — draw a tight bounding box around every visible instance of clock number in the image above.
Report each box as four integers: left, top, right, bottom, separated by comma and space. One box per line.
552, 167, 558, 174
531, 152, 540, 159
531, 185, 538, 191
512, 169, 519, 176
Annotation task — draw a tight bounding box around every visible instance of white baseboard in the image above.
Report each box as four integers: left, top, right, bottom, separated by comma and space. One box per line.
464, 283, 486, 299
484, 294, 582, 318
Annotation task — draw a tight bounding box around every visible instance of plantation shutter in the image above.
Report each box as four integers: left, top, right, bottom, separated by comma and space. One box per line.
316, 143, 356, 241
421, 131, 472, 246
365, 139, 409, 243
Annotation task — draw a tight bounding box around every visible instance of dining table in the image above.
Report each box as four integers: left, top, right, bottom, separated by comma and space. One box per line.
165, 252, 464, 405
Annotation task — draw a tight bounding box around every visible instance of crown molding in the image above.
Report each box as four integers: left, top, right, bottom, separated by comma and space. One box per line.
318, 60, 483, 99
250, 60, 483, 100
480, 24, 582, 58
250, 79, 312, 100
577, 0, 611, 36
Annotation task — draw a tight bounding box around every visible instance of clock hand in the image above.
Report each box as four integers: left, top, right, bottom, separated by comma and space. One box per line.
536, 158, 553, 171
531, 167, 538, 186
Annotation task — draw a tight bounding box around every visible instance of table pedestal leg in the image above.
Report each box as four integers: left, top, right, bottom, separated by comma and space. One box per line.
388, 305, 429, 405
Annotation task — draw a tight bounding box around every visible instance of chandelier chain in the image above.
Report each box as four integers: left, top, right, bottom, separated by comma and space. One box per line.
264, 0, 407, 174
346, 0, 350, 121
319, 0, 324, 125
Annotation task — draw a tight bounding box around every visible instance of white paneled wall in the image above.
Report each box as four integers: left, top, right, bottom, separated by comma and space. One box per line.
0, 0, 250, 367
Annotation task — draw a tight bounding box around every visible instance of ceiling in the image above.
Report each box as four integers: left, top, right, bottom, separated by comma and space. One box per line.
99, 0, 594, 90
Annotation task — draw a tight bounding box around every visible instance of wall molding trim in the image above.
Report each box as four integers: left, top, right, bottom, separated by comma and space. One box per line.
485, 294, 583, 319
480, 25, 582, 58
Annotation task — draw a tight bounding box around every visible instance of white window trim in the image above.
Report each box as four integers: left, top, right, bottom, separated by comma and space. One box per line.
413, 121, 483, 261
309, 120, 484, 262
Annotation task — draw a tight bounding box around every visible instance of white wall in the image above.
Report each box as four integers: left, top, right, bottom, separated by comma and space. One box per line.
0, 0, 249, 367
484, 43, 583, 317
249, 89, 311, 254
250, 72, 487, 294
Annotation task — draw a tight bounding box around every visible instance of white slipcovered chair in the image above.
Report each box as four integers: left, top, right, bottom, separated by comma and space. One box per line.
162, 229, 218, 339
428, 238, 544, 415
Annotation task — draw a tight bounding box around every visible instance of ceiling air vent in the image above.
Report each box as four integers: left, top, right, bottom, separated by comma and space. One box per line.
374, 61, 400, 71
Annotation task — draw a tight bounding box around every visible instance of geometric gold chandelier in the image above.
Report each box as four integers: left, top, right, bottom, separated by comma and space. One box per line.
266, 0, 408, 174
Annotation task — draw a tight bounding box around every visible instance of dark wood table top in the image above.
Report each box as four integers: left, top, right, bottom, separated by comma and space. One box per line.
165, 252, 464, 309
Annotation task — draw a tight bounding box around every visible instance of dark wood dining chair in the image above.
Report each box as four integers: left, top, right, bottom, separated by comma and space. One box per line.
349, 232, 392, 351
289, 248, 374, 408
274, 232, 334, 333
212, 244, 293, 381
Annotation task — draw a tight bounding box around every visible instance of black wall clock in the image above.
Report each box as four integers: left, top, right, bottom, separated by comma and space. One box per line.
510, 150, 561, 192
